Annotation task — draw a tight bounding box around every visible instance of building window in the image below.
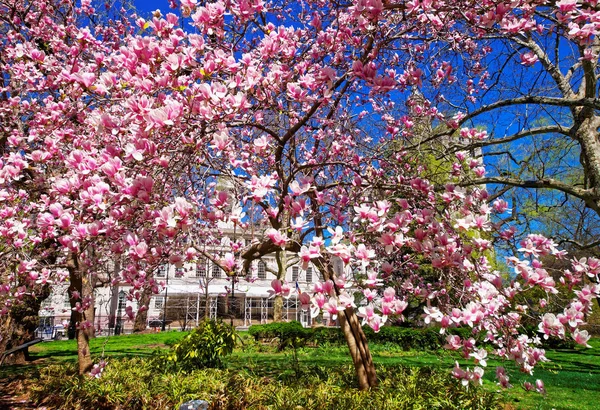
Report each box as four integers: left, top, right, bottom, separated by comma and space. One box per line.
292, 266, 299, 282
196, 259, 206, 277
117, 291, 126, 311
175, 267, 184, 277
212, 263, 221, 279
64, 294, 71, 308
157, 265, 167, 278
306, 266, 313, 283
258, 261, 266, 280
154, 297, 164, 310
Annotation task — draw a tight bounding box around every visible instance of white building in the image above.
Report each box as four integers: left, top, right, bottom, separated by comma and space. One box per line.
39, 241, 334, 335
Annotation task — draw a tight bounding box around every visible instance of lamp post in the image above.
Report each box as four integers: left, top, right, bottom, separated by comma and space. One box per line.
115, 290, 125, 336
161, 267, 169, 331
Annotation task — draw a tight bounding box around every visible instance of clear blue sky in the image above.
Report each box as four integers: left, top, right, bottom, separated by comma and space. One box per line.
134, 0, 172, 16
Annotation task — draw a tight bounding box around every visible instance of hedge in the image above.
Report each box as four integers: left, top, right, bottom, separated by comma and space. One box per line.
248, 321, 477, 351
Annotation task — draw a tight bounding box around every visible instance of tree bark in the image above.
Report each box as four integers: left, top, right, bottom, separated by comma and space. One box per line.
273, 295, 283, 322
0, 285, 49, 365
272, 250, 287, 322
312, 256, 377, 390
82, 272, 95, 339
133, 287, 152, 332
576, 115, 600, 214
67, 252, 93, 375
339, 308, 378, 390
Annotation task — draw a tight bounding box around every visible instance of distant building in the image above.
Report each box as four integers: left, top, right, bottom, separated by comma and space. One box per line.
39, 228, 335, 334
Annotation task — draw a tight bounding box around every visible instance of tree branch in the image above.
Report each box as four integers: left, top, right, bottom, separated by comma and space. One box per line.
445, 125, 570, 153
459, 176, 595, 208
558, 238, 600, 251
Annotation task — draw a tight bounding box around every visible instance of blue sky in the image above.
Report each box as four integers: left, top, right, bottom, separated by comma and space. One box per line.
134, 0, 172, 16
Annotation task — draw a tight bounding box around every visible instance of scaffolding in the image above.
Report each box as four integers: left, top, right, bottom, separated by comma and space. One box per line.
152, 293, 312, 330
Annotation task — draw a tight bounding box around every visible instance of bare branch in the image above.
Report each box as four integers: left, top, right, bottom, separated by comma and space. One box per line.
446, 125, 570, 153
558, 238, 600, 250
459, 176, 596, 210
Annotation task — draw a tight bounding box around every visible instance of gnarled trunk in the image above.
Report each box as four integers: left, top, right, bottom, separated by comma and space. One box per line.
0, 285, 49, 364
83, 273, 95, 339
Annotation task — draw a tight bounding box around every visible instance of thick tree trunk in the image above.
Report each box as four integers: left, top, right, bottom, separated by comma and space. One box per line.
312, 256, 378, 390
67, 253, 93, 375
82, 273, 95, 339
273, 250, 286, 322
339, 308, 378, 390
133, 287, 152, 332
0, 285, 49, 365
273, 295, 283, 322
576, 115, 600, 215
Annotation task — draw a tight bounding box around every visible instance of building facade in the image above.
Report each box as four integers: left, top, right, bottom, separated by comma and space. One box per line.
39, 247, 332, 335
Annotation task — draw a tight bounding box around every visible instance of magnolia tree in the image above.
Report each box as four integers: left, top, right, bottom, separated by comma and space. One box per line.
0, 0, 199, 373
1, 0, 599, 390
157, 0, 599, 390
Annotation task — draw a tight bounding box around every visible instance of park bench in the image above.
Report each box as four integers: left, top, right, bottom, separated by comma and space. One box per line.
0, 338, 42, 366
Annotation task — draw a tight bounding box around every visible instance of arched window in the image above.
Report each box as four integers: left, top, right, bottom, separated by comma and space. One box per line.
196, 259, 206, 277
258, 261, 267, 280
212, 263, 221, 279
306, 266, 313, 283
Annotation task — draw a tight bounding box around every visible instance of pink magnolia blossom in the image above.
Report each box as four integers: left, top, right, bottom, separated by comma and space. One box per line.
572, 329, 592, 347
266, 228, 288, 247
269, 279, 291, 298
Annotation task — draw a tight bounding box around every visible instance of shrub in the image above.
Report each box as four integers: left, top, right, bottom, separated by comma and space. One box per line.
154, 319, 237, 372
312, 326, 345, 345
276, 321, 310, 349
30, 358, 498, 410
248, 321, 312, 349
29, 358, 229, 410
363, 326, 444, 351
249, 322, 483, 352
447, 326, 477, 341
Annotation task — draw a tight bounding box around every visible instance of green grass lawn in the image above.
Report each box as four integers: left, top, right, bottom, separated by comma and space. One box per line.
27, 330, 188, 361
228, 340, 600, 410
6, 332, 600, 410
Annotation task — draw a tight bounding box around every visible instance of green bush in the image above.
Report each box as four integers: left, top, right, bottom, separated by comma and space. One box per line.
154, 319, 237, 372
447, 326, 476, 341
363, 326, 444, 351
248, 321, 312, 349
312, 326, 346, 345
276, 321, 310, 350
249, 322, 479, 351
29, 358, 228, 409
29, 358, 498, 410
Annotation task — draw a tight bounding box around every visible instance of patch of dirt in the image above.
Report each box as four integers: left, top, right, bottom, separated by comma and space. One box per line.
0, 377, 42, 410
